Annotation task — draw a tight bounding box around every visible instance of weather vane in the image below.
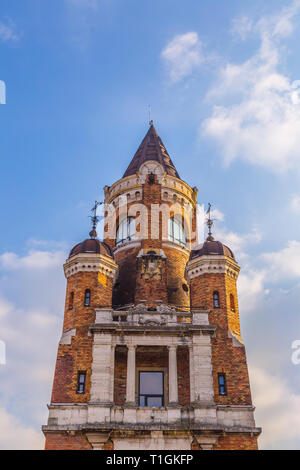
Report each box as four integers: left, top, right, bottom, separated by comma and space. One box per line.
206, 203, 215, 241
89, 201, 103, 239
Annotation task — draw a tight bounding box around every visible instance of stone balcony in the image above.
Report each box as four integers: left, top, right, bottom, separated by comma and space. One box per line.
44, 403, 259, 435
91, 304, 213, 332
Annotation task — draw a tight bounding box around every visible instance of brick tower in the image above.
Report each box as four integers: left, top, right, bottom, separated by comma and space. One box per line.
43, 123, 261, 450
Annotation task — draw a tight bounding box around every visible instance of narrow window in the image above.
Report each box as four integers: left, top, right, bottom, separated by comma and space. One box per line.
84, 289, 91, 307
218, 373, 227, 396
168, 217, 187, 247
69, 292, 74, 310
77, 372, 86, 394
213, 291, 220, 308
139, 371, 164, 407
230, 294, 235, 312
116, 217, 136, 245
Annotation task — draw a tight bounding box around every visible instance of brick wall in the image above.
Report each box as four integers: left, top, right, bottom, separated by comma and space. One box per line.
190, 271, 253, 406
51, 268, 114, 404
45, 433, 92, 450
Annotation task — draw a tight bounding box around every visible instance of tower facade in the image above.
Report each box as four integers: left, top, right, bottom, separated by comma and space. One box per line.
43, 124, 261, 450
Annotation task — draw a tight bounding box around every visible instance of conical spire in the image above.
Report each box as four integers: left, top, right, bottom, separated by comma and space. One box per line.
123, 123, 180, 179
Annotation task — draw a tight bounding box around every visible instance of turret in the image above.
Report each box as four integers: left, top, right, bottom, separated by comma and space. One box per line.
50, 232, 118, 405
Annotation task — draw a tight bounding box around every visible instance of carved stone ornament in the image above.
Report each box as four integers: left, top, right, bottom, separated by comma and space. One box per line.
138, 314, 167, 326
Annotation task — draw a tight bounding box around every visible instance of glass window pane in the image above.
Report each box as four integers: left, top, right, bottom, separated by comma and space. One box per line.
139, 372, 163, 394
219, 375, 225, 385
147, 396, 163, 407
139, 396, 145, 407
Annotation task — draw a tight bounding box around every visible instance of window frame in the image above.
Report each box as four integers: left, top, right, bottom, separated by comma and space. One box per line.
77, 371, 86, 394
84, 289, 91, 307
230, 293, 235, 312
116, 216, 136, 246
168, 216, 187, 248
213, 291, 220, 309
69, 291, 74, 310
218, 373, 227, 396
138, 370, 165, 407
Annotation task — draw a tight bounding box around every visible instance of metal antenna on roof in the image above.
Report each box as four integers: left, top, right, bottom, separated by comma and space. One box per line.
206, 203, 215, 241
89, 201, 103, 239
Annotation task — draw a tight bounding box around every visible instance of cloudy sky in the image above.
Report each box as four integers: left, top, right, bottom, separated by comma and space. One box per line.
1, 0, 300, 450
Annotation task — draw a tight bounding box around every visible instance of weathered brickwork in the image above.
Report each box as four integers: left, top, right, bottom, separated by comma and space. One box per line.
45, 433, 92, 450
214, 434, 258, 450
189, 271, 253, 406
51, 269, 114, 404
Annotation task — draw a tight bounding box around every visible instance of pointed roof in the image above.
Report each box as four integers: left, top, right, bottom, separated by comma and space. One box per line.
123, 123, 180, 179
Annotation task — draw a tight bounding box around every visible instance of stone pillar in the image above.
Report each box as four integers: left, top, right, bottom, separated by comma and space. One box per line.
90, 334, 114, 404
110, 345, 115, 402
192, 335, 214, 404
168, 346, 178, 405
126, 345, 136, 404
189, 345, 195, 403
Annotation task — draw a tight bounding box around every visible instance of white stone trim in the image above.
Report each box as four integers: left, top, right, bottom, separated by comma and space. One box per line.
162, 241, 190, 256
90, 334, 115, 404
113, 240, 141, 255
59, 328, 76, 345
46, 403, 257, 429
186, 255, 240, 279
64, 253, 118, 279
126, 345, 136, 404
191, 335, 214, 405
168, 346, 178, 404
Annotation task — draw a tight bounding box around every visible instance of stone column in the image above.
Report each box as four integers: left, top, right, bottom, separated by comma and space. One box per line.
192, 335, 214, 404
90, 334, 114, 404
168, 346, 178, 405
109, 345, 115, 403
126, 345, 136, 405
189, 345, 195, 403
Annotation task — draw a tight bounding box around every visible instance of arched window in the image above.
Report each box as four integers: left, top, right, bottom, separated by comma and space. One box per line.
168, 217, 187, 247
230, 294, 235, 312
116, 217, 135, 245
84, 289, 91, 307
69, 292, 74, 310
213, 291, 220, 308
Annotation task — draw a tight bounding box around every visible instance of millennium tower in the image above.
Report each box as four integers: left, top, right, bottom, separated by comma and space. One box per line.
43, 124, 261, 450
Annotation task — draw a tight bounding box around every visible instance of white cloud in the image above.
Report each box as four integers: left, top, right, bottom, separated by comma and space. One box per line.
230, 16, 253, 40
262, 240, 300, 281
214, 225, 262, 260
290, 195, 300, 213
202, 1, 300, 172
238, 268, 267, 313
250, 366, 300, 449
0, 243, 66, 449
0, 296, 13, 318
0, 249, 65, 270
0, 19, 18, 42
0, 408, 44, 450
161, 32, 205, 83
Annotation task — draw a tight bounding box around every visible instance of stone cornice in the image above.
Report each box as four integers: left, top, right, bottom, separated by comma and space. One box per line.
186, 255, 240, 280
64, 253, 118, 279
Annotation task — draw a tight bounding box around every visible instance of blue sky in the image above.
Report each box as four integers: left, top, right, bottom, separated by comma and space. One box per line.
1, 0, 300, 449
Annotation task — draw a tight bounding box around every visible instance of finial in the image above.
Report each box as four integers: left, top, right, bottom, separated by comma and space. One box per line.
206, 203, 215, 241
89, 201, 103, 239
